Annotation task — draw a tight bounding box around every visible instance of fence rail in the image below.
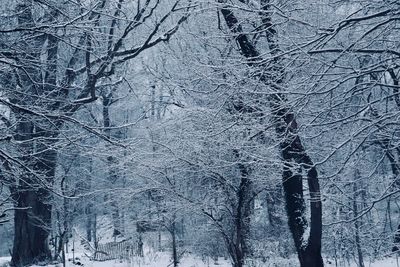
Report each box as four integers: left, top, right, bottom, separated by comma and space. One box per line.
92, 239, 138, 261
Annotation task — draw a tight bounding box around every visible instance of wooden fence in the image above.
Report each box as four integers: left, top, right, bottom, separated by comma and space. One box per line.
92, 239, 137, 261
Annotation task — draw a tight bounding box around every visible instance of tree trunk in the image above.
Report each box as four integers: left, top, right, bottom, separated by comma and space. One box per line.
10, 3, 58, 265
352, 173, 365, 267
236, 160, 253, 265
171, 220, 178, 267
219, 2, 323, 266
86, 207, 93, 242
11, 190, 52, 266
93, 213, 98, 249
102, 93, 123, 237
11, 145, 57, 266
11, 121, 57, 267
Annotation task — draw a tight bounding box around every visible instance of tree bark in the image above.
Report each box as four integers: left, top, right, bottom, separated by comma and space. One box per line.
233, 150, 254, 267
219, 2, 323, 266
102, 93, 123, 237
12, 190, 52, 266
10, 3, 58, 265
171, 220, 178, 267
352, 171, 365, 267
11, 126, 57, 266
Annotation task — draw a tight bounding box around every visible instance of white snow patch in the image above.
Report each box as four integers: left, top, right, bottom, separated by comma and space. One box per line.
2, 255, 400, 267
301, 225, 310, 249
23, 252, 230, 267
0, 257, 10, 267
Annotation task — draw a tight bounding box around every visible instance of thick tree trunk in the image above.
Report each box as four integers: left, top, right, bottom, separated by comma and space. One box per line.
259, 6, 323, 264
11, 190, 52, 266
11, 146, 57, 266
281, 134, 323, 267
219, 2, 323, 266
10, 3, 58, 265
11, 121, 57, 267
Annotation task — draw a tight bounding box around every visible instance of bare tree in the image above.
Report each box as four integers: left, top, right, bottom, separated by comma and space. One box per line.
216, 1, 323, 266
0, 0, 189, 265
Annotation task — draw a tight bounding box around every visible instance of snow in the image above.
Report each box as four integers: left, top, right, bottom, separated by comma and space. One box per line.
28, 257, 399, 267
0, 257, 10, 267
301, 225, 310, 249
0, 253, 230, 267
0, 233, 399, 267
2, 255, 400, 267
324, 257, 400, 267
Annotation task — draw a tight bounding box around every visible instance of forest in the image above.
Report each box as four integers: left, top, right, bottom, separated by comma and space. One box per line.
0, 0, 400, 267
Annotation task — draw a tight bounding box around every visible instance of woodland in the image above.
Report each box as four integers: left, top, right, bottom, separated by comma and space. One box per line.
0, 1, 400, 267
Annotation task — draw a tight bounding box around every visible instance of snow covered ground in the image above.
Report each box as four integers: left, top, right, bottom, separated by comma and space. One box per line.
0, 253, 231, 267
0, 224, 398, 267
2, 254, 400, 267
